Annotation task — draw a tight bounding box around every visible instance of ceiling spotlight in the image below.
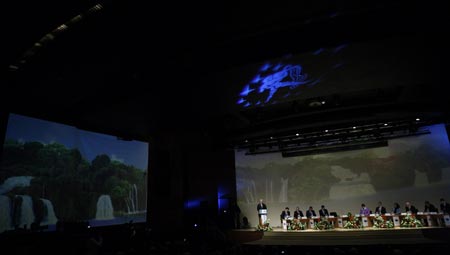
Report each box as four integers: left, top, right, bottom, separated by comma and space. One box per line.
270, 136, 273, 139
245, 140, 248, 143
296, 133, 299, 136
415, 118, 420, 121
321, 101, 326, 105
384, 123, 388, 126
352, 126, 356, 129
325, 130, 329, 133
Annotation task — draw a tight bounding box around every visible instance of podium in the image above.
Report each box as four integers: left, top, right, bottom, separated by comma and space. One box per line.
259, 209, 268, 225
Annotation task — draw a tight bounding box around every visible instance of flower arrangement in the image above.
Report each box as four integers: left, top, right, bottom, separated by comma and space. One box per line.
373, 215, 394, 228
288, 219, 306, 230
343, 212, 363, 229
400, 214, 423, 228
314, 218, 334, 230
256, 219, 273, 231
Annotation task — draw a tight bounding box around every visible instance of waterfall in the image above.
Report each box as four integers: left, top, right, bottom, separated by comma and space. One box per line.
40, 199, 58, 225
126, 184, 139, 214
278, 178, 288, 203
251, 180, 256, 203
131, 184, 138, 213
17, 195, 35, 229
96, 195, 114, 220
0, 195, 12, 233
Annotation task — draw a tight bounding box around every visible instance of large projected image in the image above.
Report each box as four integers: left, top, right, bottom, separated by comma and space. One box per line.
236, 46, 343, 108
233, 35, 428, 110
0, 114, 148, 233
235, 124, 450, 227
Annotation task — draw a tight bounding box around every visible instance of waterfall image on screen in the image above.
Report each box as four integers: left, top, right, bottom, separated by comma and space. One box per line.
0, 114, 149, 233
235, 124, 450, 227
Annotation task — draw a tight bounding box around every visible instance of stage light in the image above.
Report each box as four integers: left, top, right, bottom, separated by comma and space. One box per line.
296, 133, 299, 136
194, 224, 198, 227
384, 123, 388, 126
325, 130, 328, 132
321, 101, 326, 104
416, 118, 420, 121
353, 126, 356, 129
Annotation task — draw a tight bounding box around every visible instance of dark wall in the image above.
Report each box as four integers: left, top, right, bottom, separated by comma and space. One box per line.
146, 129, 237, 237
147, 134, 185, 238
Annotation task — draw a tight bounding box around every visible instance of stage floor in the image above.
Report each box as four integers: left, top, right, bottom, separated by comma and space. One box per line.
228, 227, 450, 246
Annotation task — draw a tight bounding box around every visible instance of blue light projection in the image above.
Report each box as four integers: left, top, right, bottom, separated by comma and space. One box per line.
237, 62, 320, 107
236, 44, 349, 108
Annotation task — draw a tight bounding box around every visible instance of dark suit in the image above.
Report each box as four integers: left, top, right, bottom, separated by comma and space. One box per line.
405, 205, 418, 214
424, 203, 438, 213
375, 206, 386, 215
257, 203, 267, 215
280, 210, 290, 223
306, 209, 316, 218
319, 208, 329, 217
441, 202, 450, 214
294, 210, 304, 219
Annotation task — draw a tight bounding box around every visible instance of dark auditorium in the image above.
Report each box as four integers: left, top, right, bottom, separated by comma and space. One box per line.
1, 1, 450, 254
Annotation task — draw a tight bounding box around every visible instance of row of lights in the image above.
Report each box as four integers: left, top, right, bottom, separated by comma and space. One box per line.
243, 118, 421, 144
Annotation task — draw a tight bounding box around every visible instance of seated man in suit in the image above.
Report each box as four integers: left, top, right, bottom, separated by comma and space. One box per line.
424, 200, 438, 212
319, 205, 329, 217
440, 198, 450, 214
280, 207, 290, 224
375, 201, 387, 215
306, 206, 316, 218
294, 206, 304, 219
405, 201, 418, 214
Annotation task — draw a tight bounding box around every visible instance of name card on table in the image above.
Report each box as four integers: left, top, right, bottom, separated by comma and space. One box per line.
444, 215, 450, 226
385, 213, 391, 216
309, 219, 315, 228
355, 214, 360, 217
301, 216, 307, 219
259, 209, 267, 214
341, 215, 348, 218
338, 218, 343, 228
312, 216, 320, 219
369, 214, 376, 217
417, 212, 424, 215
361, 217, 369, 227
393, 216, 400, 227
328, 215, 335, 218
430, 212, 437, 215
401, 213, 407, 216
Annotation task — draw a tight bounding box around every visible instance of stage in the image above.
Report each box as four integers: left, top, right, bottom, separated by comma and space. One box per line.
227, 227, 450, 246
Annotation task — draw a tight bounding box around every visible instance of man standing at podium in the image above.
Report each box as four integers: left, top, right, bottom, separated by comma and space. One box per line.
257, 199, 267, 225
